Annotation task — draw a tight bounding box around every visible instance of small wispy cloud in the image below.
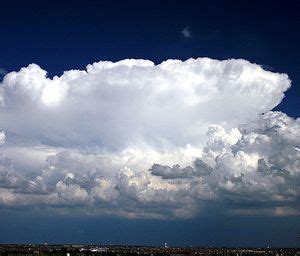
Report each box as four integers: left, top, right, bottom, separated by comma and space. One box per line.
181, 26, 192, 38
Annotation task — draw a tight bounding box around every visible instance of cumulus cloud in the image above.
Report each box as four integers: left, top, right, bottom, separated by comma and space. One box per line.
0, 58, 298, 219
0, 58, 290, 150
209, 112, 299, 209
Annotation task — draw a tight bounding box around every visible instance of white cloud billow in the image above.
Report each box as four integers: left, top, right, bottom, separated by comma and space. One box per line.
0, 58, 298, 219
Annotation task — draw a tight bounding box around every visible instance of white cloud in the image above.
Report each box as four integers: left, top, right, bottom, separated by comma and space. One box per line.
56, 179, 89, 204
0, 58, 297, 219
0, 131, 5, 146
0, 58, 290, 150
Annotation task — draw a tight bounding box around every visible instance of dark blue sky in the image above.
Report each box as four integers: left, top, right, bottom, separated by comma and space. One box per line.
0, 0, 299, 117
0, 211, 299, 247
0, 0, 300, 247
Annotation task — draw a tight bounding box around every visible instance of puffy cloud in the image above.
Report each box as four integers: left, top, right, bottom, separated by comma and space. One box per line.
56, 180, 89, 204
0, 58, 297, 219
207, 112, 300, 212
91, 177, 118, 203
0, 157, 25, 188
0, 58, 290, 150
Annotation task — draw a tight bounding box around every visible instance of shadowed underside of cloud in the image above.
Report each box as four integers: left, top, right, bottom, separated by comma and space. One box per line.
0, 58, 299, 219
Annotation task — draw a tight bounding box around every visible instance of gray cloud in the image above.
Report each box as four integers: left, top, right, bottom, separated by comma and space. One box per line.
150, 164, 194, 179
150, 159, 212, 179
181, 26, 192, 38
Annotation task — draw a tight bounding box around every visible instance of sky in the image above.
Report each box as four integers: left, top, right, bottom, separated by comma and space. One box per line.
0, 0, 299, 247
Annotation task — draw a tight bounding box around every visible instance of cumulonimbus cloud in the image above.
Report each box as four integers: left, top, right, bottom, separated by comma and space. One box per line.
0, 58, 298, 219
